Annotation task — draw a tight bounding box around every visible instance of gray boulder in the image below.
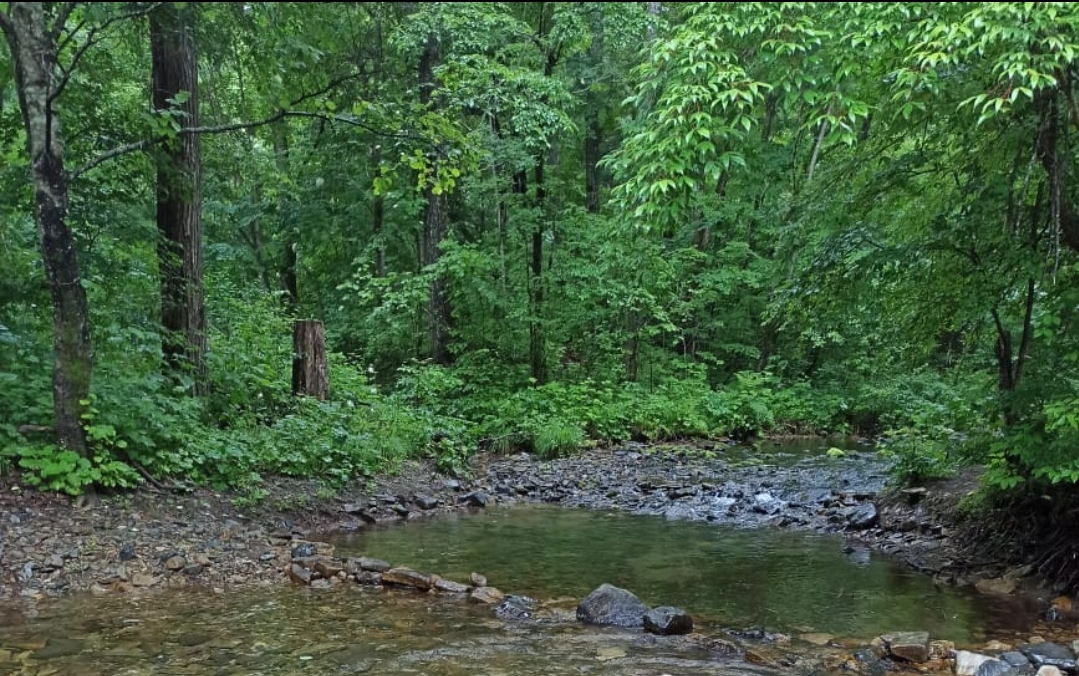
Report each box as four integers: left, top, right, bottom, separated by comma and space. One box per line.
643, 606, 693, 635
577, 583, 649, 628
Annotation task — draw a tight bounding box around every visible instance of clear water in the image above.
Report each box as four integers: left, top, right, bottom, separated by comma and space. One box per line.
330, 505, 1029, 642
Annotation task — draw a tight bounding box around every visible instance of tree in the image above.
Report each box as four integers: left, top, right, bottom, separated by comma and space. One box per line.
150, 2, 206, 393
1, 3, 93, 457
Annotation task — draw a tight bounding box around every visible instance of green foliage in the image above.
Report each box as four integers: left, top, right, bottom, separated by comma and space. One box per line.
16, 444, 140, 496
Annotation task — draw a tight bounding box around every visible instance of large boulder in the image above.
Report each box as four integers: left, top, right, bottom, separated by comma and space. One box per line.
576, 583, 649, 628
880, 631, 929, 663
1019, 643, 1076, 673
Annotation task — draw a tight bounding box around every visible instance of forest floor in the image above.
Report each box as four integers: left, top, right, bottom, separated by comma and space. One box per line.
0, 441, 1064, 622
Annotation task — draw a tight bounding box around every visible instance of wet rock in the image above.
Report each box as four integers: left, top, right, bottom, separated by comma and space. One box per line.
1018, 643, 1076, 672
382, 567, 431, 590
461, 491, 489, 508
643, 606, 693, 635
290, 542, 317, 559
354, 570, 382, 585
846, 503, 879, 529
470, 586, 505, 604
496, 595, 538, 620
470, 572, 487, 587
881, 631, 929, 663
576, 583, 649, 628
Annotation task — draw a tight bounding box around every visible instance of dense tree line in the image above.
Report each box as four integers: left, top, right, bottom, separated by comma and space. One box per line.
2, 2, 1078, 513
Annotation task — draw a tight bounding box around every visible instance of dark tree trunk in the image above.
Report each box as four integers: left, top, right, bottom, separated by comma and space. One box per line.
3, 3, 92, 456
371, 146, 386, 278
271, 120, 299, 307
583, 5, 604, 215
530, 156, 547, 385
419, 33, 452, 364
150, 3, 206, 393
291, 319, 329, 400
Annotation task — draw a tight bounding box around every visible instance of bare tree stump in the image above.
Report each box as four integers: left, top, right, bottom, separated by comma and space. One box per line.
291, 319, 329, 400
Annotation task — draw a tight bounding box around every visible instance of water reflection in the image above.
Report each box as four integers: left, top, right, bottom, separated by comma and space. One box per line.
331, 505, 1031, 641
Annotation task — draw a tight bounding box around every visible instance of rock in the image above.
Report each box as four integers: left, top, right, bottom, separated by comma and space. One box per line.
413, 494, 440, 510
430, 575, 470, 594
470, 572, 488, 587
382, 567, 431, 590
181, 564, 204, 577
975, 578, 1017, 595
288, 563, 312, 585
165, 556, 186, 572
1018, 643, 1076, 672
846, 503, 879, 529
975, 659, 1017, 676
461, 491, 489, 508
470, 586, 505, 604
1037, 667, 1065, 676
290, 543, 317, 559
496, 595, 538, 620
576, 583, 649, 628
354, 557, 391, 573
801, 633, 836, 646
354, 570, 382, 586
119, 543, 136, 562
313, 559, 343, 579
958, 646, 996, 672
930, 640, 955, 660
1001, 652, 1031, 667
131, 573, 157, 587
881, 631, 930, 663
643, 606, 693, 635
220, 519, 244, 539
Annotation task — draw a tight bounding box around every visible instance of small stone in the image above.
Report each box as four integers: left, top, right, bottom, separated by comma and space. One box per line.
181, 564, 203, 577
221, 519, 244, 539
461, 491, 488, 508
165, 556, 186, 572
929, 640, 955, 660
846, 503, 879, 529
470, 572, 487, 587
313, 559, 343, 579
1000, 652, 1030, 667
469, 586, 504, 604
801, 633, 836, 646
259, 551, 277, 562
985, 641, 1013, 652
1036, 667, 1064, 676
192, 553, 212, 566
1018, 642, 1076, 672
290, 543, 317, 559
956, 650, 995, 675
974, 658, 1015, 676
496, 595, 538, 620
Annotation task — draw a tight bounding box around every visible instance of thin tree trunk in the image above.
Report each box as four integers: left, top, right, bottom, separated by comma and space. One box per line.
151, 3, 206, 394
371, 146, 386, 278
530, 156, 547, 384
271, 120, 298, 306
3, 3, 92, 456
583, 4, 605, 215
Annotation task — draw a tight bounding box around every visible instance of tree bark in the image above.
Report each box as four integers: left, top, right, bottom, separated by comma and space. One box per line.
419, 32, 452, 364
271, 120, 299, 306
151, 3, 206, 393
291, 319, 329, 400
3, 3, 92, 456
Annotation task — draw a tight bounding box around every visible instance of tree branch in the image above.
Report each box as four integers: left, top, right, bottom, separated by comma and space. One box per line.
0, 7, 13, 37
51, 2, 164, 105
71, 109, 423, 180
48, 2, 78, 43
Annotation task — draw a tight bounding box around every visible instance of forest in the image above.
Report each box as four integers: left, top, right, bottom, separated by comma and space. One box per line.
1, 2, 1078, 511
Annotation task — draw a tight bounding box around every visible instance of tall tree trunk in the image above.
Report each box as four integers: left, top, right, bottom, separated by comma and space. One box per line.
419, 32, 452, 364
271, 120, 299, 307
2, 3, 92, 456
151, 3, 206, 394
371, 145, 386, 278
583, 5, 605, 215
530, 155, 547, 384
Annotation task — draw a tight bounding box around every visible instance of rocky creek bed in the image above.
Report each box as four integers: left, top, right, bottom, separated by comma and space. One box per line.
2, 441, 1078, 675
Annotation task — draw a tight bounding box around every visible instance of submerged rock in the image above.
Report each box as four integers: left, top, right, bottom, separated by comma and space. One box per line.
470, 586, 504, 604
382, 567, 431, 590
496, 595, 538, 620
576, 583, 649, 628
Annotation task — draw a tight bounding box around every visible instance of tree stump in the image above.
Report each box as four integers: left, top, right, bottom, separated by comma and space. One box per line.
291, 319, 329, 400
